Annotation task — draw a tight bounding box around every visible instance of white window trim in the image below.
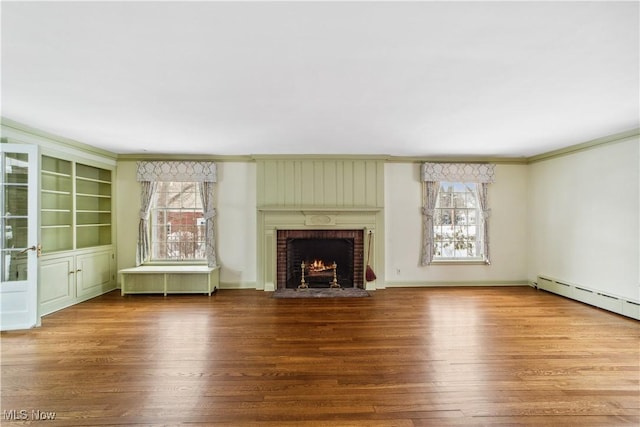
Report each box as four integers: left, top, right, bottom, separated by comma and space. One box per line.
149, 182, 206, 263
430, 259, 486, 265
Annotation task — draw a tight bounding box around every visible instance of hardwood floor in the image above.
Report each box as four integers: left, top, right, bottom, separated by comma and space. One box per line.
1, 287, 639, 426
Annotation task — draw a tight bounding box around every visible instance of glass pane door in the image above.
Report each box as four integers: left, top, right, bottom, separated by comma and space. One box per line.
2, 152, 29, 281
1, 143, 39, 330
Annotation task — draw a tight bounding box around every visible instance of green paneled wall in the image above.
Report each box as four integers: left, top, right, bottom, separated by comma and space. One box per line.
256, 159, 384, 208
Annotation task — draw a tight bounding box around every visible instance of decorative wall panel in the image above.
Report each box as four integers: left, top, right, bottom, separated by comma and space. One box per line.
256, 159, 384, 208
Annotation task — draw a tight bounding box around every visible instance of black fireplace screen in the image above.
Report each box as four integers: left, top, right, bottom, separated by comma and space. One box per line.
286, 238, 354, 288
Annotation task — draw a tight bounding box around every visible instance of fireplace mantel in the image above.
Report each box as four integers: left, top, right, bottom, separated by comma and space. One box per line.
255, 158, 385, 291
258, 206, 382, 212
257, 208, 383, 291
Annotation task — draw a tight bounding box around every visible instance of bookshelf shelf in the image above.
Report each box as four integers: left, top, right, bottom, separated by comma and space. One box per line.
40, 156, 113, 252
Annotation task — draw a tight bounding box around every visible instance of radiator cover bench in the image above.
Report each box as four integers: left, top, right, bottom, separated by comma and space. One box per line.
119, 265, 219, 296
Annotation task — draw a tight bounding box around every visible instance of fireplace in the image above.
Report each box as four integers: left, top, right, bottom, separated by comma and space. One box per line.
276, 230, 364, 289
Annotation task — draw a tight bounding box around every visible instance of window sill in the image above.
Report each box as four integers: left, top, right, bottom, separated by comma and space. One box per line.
143, 261, 208, 266
431, 259, 488, 266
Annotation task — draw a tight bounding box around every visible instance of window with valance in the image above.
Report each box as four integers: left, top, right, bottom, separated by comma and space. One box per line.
421, 163, 495, 265
136, 161, 217, 267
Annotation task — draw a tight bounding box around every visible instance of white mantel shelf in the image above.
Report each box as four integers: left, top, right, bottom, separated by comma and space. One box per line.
258, 206, 382, 212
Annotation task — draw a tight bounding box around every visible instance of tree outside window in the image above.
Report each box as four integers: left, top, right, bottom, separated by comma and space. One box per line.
149, 181, 205, 261
433, 182, 484, 260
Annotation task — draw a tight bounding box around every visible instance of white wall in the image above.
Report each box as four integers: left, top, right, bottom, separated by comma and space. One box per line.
384, 162, 529, 285
528, 137, 639, 301
216, 162, 256, 287
10, 118, 636, 297
115, 161, 257, 288
115, 142, 638, 297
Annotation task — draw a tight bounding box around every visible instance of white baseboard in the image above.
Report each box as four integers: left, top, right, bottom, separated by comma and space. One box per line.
219, 281, 259, 290
537, 275, 639, 320
384, 280, 528, 287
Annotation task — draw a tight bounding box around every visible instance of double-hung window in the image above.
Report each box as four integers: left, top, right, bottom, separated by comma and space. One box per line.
421, 163, 495, 265
149, 181, 205, 262
433, 182, 483, 260
135, 161, 217, 267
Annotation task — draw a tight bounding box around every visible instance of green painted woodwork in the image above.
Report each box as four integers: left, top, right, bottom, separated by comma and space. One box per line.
255, 158, 386, 290
256, 158, 384, 208
527, 128, 639, 164
40, 155, 114, 253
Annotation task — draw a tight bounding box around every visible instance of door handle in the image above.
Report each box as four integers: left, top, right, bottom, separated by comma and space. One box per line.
18, 244, 41, 257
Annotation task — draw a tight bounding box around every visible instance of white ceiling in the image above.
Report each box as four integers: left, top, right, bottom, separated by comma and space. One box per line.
2, 1, 638, 157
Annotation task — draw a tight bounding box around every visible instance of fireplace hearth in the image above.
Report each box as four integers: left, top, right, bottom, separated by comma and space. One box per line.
276, 230, 364, 289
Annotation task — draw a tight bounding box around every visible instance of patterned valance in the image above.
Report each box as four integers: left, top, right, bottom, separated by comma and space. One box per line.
421, 163, 495, 183
136, 161, 217, 182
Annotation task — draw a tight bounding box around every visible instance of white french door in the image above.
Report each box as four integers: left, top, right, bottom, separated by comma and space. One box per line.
1, 143, 39, 330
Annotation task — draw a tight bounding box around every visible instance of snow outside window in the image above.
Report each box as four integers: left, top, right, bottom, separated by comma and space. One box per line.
433, 182, 484, 260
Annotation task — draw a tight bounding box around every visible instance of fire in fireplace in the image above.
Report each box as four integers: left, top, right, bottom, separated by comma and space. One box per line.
276, 230, 364, 289
290, 238, 351, 288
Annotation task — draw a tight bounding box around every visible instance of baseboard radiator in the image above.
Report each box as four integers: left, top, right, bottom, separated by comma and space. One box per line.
537, 276, 640, 320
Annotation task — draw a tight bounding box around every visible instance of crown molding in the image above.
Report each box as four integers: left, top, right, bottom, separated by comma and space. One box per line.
251, 154, 528, 164
117, 153, 253, 162
3, 116, 636, 165
251, 154, 390, 161
0, 117, 118, 160
384, 156, 528, 164
527, 128, 640, 164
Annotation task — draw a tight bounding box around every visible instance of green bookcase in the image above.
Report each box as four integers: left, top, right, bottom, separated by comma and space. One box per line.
75, 163, 112, 249
40, 157, 113, 253
41, 156, 73, 253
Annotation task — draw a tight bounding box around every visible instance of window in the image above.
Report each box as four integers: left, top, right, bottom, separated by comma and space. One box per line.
421, 162, 494, 265
136, 161, 217, 267
433, 182, 483, 260
149, 181, 205, 262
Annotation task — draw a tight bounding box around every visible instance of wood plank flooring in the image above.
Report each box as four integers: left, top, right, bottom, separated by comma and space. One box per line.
1, 286, 639, 426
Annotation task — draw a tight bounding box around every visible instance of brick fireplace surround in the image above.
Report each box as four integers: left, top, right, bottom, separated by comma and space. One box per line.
276, 229, 364, 289
256, 207, 382, 291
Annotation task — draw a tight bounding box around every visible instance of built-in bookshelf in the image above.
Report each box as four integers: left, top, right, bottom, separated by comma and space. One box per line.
3, 120, 118, 318
41, 156, 73, 253
75, 163, 112, 249
40, 157, 112, 253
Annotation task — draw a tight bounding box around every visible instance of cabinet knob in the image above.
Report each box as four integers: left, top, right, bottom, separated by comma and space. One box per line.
69, 271, 75, 274
76, 269, 82, 272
